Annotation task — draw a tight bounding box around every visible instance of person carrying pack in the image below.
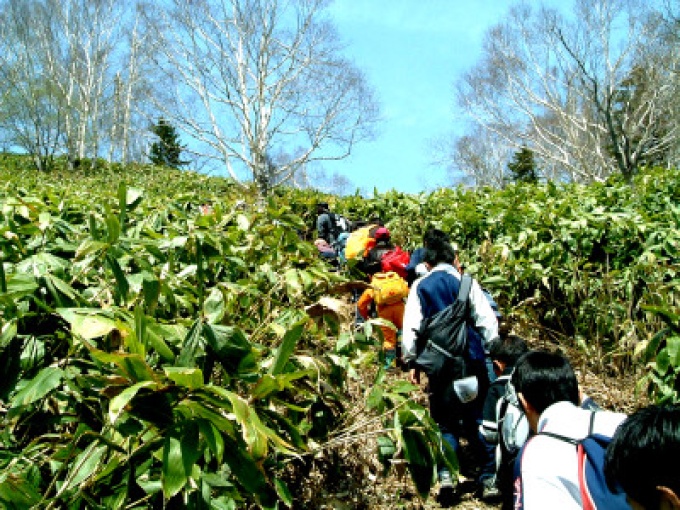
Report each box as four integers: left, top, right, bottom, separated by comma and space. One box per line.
381, 245, 410, 279
316, 202, 349, 248
477, 335, 530, 505
401, 229, 500, 504
511, 351, 628, 510
344, 222, 378, 261
362, 227, 394, 276
357, 271, 408, 369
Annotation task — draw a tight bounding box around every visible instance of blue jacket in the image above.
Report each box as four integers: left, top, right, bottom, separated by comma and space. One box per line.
402, 264, 499, 364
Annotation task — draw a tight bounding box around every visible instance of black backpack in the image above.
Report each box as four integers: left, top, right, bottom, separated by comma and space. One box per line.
328, 213, 350, 240
413, 274, 473, 382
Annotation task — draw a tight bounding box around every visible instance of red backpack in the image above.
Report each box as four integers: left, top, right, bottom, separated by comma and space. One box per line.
381, 247, 410, 279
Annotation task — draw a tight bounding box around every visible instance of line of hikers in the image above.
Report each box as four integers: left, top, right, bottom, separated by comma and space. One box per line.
313, 201, 680, 509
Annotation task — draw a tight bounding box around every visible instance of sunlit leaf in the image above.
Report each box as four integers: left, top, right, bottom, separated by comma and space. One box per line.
10, 366, 64, 409
162, 423, 201, 499
164, 366, 203, 390
57, 308, 118, 339
108, 380, 157, 424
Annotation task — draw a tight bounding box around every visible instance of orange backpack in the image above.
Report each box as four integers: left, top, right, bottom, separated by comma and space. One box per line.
372, 271, 409, 306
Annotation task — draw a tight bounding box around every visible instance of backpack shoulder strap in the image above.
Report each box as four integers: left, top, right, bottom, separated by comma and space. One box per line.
457, 274, 473, 303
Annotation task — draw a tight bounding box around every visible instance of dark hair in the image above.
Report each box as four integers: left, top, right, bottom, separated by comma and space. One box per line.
422, 228, 450, 247
488, 335, 529, 366
511, 351, 579, 414
604, 404, 680, 509
422, 229, 457, 266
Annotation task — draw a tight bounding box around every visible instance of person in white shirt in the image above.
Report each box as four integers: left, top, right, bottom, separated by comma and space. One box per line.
511, 351, 627, 510
401, 229, 499, 504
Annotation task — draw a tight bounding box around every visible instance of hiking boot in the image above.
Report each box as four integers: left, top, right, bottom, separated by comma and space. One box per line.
480, 476, 501, 501
437, 469, 458, 507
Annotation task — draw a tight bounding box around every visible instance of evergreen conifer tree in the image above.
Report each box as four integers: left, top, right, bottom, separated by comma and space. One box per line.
507, 146, 538, 183
149, 119, 188, 169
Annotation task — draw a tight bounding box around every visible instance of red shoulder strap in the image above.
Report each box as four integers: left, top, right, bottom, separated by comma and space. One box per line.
577, 444, 595, 510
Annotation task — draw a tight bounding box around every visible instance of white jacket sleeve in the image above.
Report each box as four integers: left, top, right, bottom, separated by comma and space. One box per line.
468, 279, 499, 350
401, 279, 424, 363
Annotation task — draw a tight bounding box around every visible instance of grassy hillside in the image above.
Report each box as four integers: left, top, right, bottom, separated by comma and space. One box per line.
0, 157, 677, 508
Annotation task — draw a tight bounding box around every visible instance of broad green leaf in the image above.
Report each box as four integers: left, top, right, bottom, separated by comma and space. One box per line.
107, 253, 129, 305
221, 436, 276, 506
57, 308, 117, 339
45, 274, 80, 301
198, 419, 225, 464
283, 268, 302, 296
142, 277, 161, 313
87, 347, 156, 382
251, 370, 313, 400
203, 287, 225, 324
202, 324, 253, 373
3, 273, 38, 300
164, 367, 204, 390
162, 423, 201, 499
0, 470, 41, 508
106, 214, 121, 244
75, 239, 108, 259
223, 391, 268, 460
270, 320, 305, 376
16, 253, 69, 276
57, 443, 107, 496
400, 426, 435, 498
667, 336, 680, 369
144, 322, 175, 362
0, 319, 17, 349
274, 477, 293, 507
178, 319, 203, 368
11, 366, 64, 408
109, 380, 157, 424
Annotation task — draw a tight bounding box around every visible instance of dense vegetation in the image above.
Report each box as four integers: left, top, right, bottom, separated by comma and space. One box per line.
1, 157, 678, 508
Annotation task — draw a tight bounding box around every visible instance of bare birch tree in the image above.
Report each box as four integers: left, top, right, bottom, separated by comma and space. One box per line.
0, 0, 154, 170
455, 0, 675, 184
0, 0, 63, 170
142, 0, 379, 196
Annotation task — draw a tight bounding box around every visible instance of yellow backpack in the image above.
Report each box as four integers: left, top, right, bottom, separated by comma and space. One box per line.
344, 225, 377, 260
372, 271, 409, 306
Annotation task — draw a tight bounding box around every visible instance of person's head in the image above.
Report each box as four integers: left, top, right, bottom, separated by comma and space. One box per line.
374, 227, 390, 241
604, 405, 680, 510
488, 334, 529, 375
422, 229, 457, 267
422, 228, 449, 247
316, 202, 329, 214
511, 350, 579, 431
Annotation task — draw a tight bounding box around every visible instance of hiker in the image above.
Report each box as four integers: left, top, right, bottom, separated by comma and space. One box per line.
314, 238, 338, 262
401, 229, 500, 504
604, 404, 680, 510
477, 335, 530, 505
356, 271, 408, 369
316, 201, 348, 248
362, 227, 394, 276
511, 350, 627, 510
404, 228, 455, 285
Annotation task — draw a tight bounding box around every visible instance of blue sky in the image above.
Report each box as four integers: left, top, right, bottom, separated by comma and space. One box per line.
323, 1, 553, 195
